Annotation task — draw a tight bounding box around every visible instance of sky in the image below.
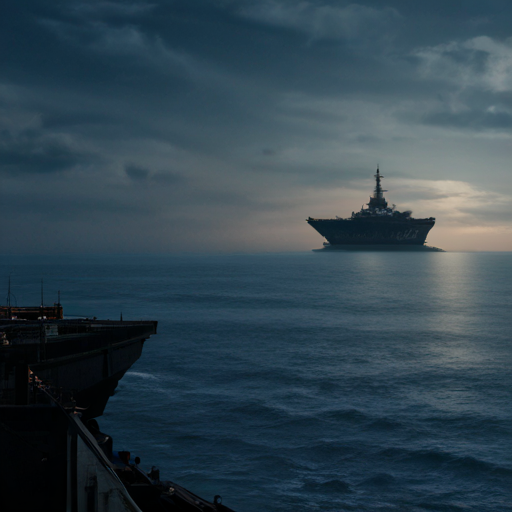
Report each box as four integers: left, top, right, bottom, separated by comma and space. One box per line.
1, 0, 512, 253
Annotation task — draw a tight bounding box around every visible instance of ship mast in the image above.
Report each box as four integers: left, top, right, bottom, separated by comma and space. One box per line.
375, 167, 384, 200
368, 166, 388, 210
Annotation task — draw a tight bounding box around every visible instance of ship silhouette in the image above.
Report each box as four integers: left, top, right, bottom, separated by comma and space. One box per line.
307, 168, 438, 250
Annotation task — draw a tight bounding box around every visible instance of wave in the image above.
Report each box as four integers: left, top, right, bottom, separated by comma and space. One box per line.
321, 408, 369, 423
300, 478, 352, 494
412, 501, 474, 512
423, 414, 512, 436
366, 417, 404, 431
376, 446, 512, 479
225, 404, 399, 434
357, 473, 397, 487
125, 371, 160, 380
227, 402, 291, 427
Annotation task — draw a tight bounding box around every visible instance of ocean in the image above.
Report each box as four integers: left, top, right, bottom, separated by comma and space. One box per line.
2, 252, 511, 511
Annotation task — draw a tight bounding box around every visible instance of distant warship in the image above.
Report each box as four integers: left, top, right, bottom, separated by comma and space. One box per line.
307, 168, 436, 248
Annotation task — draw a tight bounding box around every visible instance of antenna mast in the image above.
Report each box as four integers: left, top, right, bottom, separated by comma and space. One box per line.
367, 166, 388, 209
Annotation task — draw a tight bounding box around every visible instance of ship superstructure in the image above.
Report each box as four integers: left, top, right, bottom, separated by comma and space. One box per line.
307, 168, 436, 247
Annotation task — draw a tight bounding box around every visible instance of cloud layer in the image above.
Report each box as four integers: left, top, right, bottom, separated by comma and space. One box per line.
1, 1, 512, 253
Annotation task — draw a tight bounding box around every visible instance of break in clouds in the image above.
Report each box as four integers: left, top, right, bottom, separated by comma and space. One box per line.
1, 0, 512, 253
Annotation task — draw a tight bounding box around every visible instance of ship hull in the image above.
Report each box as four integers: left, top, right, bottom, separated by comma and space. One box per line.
307, 218, 435, 246
0, 320, 157, 420
31, 335, 145, 419
314, 244, 444, 252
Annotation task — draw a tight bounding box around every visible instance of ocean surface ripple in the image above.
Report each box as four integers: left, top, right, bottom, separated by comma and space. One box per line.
2, 252, 512, 511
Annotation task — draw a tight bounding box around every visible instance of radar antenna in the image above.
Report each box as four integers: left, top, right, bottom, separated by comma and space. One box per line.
7, 275, 11, 307
6, 275, 17, 310
367, 166, 388, 209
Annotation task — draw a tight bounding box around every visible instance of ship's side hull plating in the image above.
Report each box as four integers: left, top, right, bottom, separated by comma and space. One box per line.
308, 218, 435, 245
0, 320, 157, 420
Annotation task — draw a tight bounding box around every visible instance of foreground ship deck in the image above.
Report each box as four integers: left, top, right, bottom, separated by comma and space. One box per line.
307, 168, 437, 249
0, 304, 236, 511
0, 316, 157, 419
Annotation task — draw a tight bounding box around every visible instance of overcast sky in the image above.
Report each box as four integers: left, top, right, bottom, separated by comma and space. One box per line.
1, 0, 512, 253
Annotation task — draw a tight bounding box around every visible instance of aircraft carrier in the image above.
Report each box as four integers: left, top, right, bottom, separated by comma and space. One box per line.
307, 168, 438, 249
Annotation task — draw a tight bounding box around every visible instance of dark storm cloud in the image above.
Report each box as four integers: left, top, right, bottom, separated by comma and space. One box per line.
2, 0, 512, 252
0, 128, 92, 174
125, 164, 150, 181
423, 110, 512, 130
235, 1, 402, 44
69, 2, 156, 18
125, 164, 185, 184
4, 192, 153, 221
459, 205, 512, 225
152, 171, 186, 184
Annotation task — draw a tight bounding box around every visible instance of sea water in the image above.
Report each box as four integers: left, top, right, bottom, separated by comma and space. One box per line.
1, 252, 511, 511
